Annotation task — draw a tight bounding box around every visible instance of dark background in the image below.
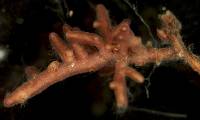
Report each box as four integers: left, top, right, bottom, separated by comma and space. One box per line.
0, 0, 200, 119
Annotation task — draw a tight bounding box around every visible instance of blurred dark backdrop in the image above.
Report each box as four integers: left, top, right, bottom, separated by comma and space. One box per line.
0, 0, 200, 120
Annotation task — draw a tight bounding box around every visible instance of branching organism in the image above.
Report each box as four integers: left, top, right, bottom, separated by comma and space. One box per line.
3, 4, 200, 110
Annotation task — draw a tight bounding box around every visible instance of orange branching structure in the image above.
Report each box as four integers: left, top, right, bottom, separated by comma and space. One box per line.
3, 4, 200, 109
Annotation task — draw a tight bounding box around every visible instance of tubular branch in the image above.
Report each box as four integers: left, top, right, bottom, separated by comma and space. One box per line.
157, 10, 200, 74
3, 4, 200, 111
93, 4, 112, 42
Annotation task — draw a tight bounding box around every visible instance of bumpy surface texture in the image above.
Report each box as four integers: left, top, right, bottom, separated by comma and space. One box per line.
3, 4, 200, 110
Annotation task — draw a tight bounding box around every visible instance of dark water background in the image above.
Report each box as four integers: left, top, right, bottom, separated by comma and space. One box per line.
0, 0, 200, 119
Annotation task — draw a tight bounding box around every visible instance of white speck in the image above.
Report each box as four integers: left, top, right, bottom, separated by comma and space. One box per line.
121, 27, 127, 31
156, 61, 161, 66
94, 37, 99, 41
162, 6, 166, 11
178, 52, 184, 58
0, 46, 8, 62
70, 63, 75, 68
68, 10, 73, 17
